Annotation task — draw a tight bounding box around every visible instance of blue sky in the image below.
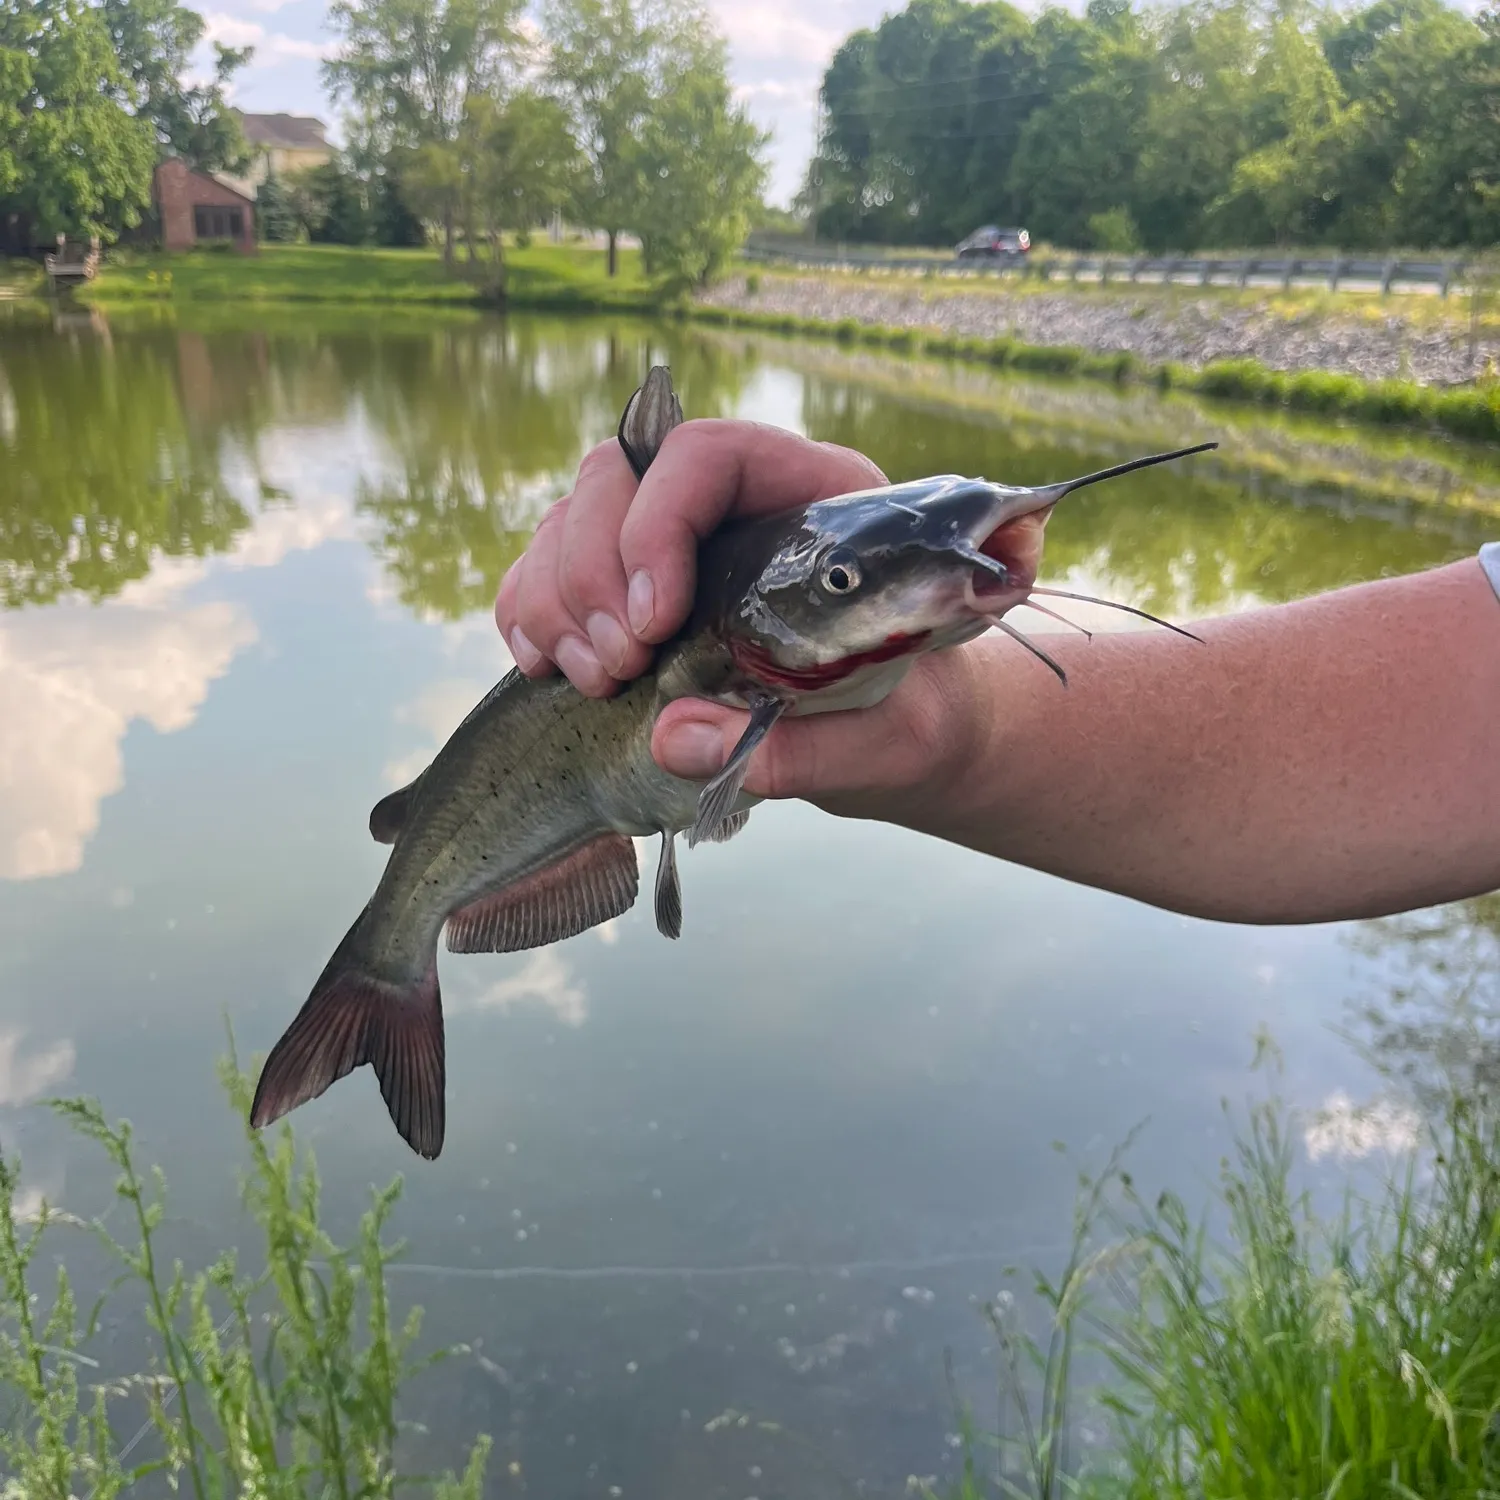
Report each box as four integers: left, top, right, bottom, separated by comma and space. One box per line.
199, 0, 896, 208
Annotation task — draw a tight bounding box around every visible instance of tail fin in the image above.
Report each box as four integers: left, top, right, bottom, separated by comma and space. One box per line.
249, 930, 445, 1159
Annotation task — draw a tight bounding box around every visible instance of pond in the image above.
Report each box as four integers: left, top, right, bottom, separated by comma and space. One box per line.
1, 302, 1497, 1497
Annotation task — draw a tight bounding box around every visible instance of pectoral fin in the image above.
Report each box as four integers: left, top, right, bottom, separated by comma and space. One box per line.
445, 833, 639, 953
654, 831, 682, 940
687, 693, 785, 848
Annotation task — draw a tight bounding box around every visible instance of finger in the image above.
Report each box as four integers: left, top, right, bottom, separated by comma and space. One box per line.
557, 439, 654, 680
619, 420, 887, 646
514, 500, 614, 695
494, 557, 523, 653
649, 661, 961, 808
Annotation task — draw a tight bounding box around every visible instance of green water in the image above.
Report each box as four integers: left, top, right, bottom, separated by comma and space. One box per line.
0, 301, 1497, 1495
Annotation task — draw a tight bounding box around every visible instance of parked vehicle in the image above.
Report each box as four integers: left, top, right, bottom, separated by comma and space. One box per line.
955, 225, 1031, 262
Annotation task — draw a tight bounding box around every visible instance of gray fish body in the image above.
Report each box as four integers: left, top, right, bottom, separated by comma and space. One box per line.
251, 365, 1215, 1159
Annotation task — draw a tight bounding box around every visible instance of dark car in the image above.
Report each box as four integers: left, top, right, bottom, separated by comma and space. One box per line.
955, 225, 1031, 262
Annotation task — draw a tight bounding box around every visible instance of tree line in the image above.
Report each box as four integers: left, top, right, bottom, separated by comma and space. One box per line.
800, 0, 1500, 252
1, 0, 766, 288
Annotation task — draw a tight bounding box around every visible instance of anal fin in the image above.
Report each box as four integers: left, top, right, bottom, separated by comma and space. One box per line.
655, 831, 682, 940
445, 833, 639, 954
703, 810, 750, 844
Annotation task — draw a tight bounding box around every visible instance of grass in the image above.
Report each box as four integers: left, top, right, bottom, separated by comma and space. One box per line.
0, 257, 43, 296
83, 241, 655, 312
0, 1038, 489, 1499
680, 303, 1500, 446
933, 1049, 1500, 1499
4, 1033, 1500, 1498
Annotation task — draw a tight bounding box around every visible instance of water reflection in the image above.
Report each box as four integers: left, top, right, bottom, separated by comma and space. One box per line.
0, 303, 1496, 1495
1348, 894, 1500, 1112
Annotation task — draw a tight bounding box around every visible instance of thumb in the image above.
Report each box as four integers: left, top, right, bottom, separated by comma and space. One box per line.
651, 675, 958, 807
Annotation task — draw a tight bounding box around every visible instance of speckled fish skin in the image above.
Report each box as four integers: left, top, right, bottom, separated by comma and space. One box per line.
249, 366, 1216, 1159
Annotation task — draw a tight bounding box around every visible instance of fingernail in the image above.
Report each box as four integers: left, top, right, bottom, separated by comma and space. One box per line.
627, 570, 655, 636
510, 627, 544, 673
586, 611, 630, 675
662, 721, 724, 778
555, 633, 607, 692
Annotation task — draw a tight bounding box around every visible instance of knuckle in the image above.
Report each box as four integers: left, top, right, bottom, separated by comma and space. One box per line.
819, 441, 887, 489
574, 439, 627, 486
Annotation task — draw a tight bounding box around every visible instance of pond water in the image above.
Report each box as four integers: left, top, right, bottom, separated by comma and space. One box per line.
1, 302, 1498, 1497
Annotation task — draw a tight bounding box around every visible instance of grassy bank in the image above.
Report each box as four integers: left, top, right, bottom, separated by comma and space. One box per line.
83, 241, 654, 311
0, 1048, 490, 1498
683, 303, 1500, 445
934, 1065, 1500, 1499
4, 1050, 1493, 1498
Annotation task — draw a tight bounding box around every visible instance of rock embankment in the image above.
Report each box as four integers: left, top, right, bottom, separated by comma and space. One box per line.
697, 273, 1498, 388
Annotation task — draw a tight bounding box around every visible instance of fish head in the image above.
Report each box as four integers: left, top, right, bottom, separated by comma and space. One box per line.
717, 443, 1215, 697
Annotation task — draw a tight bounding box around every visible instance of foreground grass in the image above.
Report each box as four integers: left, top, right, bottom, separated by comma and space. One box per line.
85, 241, 654, 311
685, 303, 1500, 445
0, 1046, 488, 1499
0, 257, 43, 296
939, 1074, 1500, 1499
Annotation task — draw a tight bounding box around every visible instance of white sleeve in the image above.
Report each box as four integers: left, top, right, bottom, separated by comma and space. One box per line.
1483, 543, 1500, 602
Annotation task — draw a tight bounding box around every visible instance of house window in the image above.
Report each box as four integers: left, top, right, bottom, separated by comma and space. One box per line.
192, 205, 244, 240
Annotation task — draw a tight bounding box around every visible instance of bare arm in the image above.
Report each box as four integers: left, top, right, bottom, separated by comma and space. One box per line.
498, 421, 1500, 926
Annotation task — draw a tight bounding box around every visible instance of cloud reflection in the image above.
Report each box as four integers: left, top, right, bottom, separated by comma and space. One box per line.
1304, 1091, 1421, 1162
461, 951, 589, 1028
0, 492, 355, 881
0, 1028, 76, 1105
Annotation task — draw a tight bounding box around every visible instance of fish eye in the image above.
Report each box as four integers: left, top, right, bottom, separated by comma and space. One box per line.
819, 552, 862, 596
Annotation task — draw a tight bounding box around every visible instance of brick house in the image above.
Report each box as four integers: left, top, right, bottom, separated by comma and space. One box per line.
152, 159, 257, 253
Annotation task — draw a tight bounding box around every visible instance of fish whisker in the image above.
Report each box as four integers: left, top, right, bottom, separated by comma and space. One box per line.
1027, 586, 1204, 643
1017, 599, 1092, 639
987, 617, 1069, 686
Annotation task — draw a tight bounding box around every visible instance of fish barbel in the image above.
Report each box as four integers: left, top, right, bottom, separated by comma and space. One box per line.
250, 367, 1215, 1158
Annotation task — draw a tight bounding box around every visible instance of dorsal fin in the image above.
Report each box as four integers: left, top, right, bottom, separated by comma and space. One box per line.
370, 773, 425, 844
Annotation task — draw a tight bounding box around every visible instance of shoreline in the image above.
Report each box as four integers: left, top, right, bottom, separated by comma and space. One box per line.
679, 297, 1500, 447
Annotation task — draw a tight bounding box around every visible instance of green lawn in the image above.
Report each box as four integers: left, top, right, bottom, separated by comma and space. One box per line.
0, 257, 43, 296
83, 240, 657, 311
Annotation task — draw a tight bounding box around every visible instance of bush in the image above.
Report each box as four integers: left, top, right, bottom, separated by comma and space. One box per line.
1086, 207, 1143, 255
0, 1047, 489, 1499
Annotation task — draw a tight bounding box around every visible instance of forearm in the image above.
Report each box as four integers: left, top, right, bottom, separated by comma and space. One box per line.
908, 558, 1500, 924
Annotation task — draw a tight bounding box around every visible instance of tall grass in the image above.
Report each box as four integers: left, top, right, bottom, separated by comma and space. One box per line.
939, 1063, 1500, 1499
0, 1046, 489, 1499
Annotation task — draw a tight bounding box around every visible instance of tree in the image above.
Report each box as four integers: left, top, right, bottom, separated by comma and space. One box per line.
255, 170, 300, 243
461, 90, 582, 291
0, 0, 157, 242
633, 46, 767, 288
99, 0, 252, 172
542, 0, 654, 275
323, 0, 530, 261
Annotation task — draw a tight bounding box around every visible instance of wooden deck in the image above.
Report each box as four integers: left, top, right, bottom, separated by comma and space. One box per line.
44, 243, 100, 286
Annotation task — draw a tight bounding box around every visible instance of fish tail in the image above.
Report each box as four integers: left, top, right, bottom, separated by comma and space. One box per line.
249, 914, 445, 1159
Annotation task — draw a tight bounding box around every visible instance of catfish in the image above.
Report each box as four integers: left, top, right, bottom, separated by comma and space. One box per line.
250, 366, 1214, 1158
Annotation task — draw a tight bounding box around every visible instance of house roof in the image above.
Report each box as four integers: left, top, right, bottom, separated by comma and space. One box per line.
236, 113, 329, 151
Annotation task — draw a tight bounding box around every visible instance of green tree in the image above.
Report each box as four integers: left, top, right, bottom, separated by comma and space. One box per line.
542, 0, 653, 275
461, 89, 582, 291
254, 169, 300, 242
0, 0, 157, 241
323, 0, 529, 261
100, 0, 252, 173
634, 45, 767, 288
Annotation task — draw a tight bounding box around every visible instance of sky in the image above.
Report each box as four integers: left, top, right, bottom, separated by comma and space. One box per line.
199, 0, 899, 208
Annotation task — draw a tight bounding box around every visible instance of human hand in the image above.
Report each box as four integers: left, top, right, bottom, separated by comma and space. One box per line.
494, 418, 989, 817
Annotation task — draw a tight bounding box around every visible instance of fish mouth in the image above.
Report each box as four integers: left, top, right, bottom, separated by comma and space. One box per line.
963, 502, 1053, 614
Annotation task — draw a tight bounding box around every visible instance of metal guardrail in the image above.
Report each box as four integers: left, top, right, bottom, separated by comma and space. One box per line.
741, 243, 1473, 297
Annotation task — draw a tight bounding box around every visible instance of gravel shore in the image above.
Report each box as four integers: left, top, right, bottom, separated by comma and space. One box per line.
697, 273, 1498, 388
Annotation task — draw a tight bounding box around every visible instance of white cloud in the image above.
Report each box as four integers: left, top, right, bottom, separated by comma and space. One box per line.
267, 34, 335, 60
0, 494, 354, 882
462, 950, 588, 1028
1305, 1092, 1421, 1162
203, 11, 265, 47
384, 677, 491, 787
0, 1030, 76, 1107
0, 602, 257, 880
